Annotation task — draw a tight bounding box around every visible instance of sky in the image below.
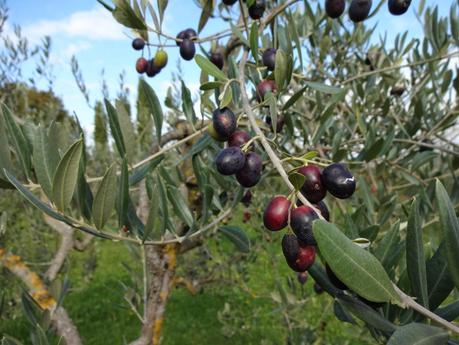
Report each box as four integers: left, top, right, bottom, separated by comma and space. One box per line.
3, 0, 454, 139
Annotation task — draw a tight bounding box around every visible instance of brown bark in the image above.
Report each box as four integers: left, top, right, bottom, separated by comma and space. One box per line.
0, 248, 82, 345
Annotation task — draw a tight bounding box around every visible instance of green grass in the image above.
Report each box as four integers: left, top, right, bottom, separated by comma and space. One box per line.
1, 230, 375, 345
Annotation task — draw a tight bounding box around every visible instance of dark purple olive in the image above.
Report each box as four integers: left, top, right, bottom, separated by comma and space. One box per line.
210, 49, 225, 70
146, 60, 161, 77
297, 272, 308, 285
248, 0, 266, 20
349, 0, 372, 23
241, 190, 252, 206
322, 163, 356, 199
212, 107, 236, 141
132, 38, 145, 50
262, 48, 276, 71
297, 165, 327, 203
256, 80, 277, 102
223, 0, 238, 4
180, 39, 196, 61
314, 200, 330, 221
236, 152, 262, 187
388, 0, 411, 15
184, 28, 197, 40
265, 116, 284, 133
290, 205, 319, 245
282, 234, 316, 272
176, 31, 187, 46
313, 282, 324, 294
215, 147, 246, 175
325, 0, 345, 18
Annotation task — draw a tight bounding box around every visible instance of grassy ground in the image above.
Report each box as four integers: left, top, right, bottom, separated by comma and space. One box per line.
1, 226, 375, 345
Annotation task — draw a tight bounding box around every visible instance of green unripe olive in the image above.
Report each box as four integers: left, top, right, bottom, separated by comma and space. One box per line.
153, 50, 168, 69
207, 123, 226, 141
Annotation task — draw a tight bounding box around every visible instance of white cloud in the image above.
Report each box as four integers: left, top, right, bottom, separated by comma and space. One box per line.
21, 6, 125, 44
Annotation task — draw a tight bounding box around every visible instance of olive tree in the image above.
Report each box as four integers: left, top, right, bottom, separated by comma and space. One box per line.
1, 0, 459, 344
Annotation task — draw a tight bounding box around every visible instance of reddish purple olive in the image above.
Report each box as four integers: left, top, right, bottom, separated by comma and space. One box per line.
256, 79, 277, 102
349, 0, 372, 22
210, 49, 225, 70
212, 107, 236, 141
132, 38, 145, 50
326, 264, 348, 290
228, 130, 251, 148
180, 39, 196, 61
136, 57, 148, 74
282, 234, 316, 272
248, 0, 266, 20
325, 0, 345, 18
322, 163, 356, 199
297, 271, 308, 285
390, 86, 405, 97
223, 0, 238, 4
298, 165, 327, 203
263, 195, 291, 231
236, 152, 262, 188
262, 48, 276, 71
265, 115, 284, 133
388, 0, 411, 15
215, 147, 246, 175
290, 205, 319, 245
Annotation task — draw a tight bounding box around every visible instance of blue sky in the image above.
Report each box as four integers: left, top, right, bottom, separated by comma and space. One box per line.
4, 0, 453, 137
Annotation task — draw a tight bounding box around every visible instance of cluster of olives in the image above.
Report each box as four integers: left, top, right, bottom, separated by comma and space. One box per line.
325, 0, 411, 22
132, 38, 168, 78
176, 28, 197, 61
208, 108, 263, 188
223, 0, 266, 20
263, 163, 356, 276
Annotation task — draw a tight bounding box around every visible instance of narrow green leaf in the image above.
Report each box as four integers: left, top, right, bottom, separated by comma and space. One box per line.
129, 155, 164, 186
219, 83, 233, 108
374, 221, 402, 272
305, 81, 342, 94
313, 220, 402, 304
116, 100, 136, 160
33, 126, 59, 198
435, 300, 459, 322
406, 198, 429, 309
139, 79, 163, 142
198, 0, 213, 32
157, 0, 168, 23
52, 139, 83, 211
144, 185, 161, 240
387, 323, 448, 345
181, 81, 197, 124
250, 22, 259, 65
117, 157, 129, 228
200, 81, 223, 90
219, 226, 250, 253
92, 164, 117, 230
282, 86, 307, 110
195, 54, 228, 81
157, 176, 168, 233
4, 170, 110, 239
435, 180, 459, 289
1, 104, 31, 178
0, 108, 12, 180
166, 185, 194, 228
427, 243, 454, 310
112, 0, 146, 30
274, 49, 288, 90
337, 294, 397, 332
104, 99, 126, 158
288, 171, 306, 191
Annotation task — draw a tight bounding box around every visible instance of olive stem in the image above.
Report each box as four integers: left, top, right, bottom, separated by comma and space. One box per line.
237, 49, 324, 219
392, 284, 459, 335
